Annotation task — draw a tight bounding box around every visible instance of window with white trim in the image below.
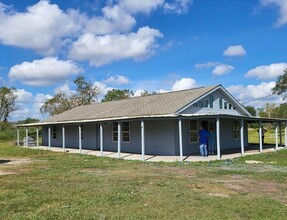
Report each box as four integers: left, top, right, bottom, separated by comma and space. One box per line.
233, 120, 240, 140
209, 95, 214, 108
112, 122, 118, 142
219, 97, 223, 109
122, 122, 130, 143
189, 120, 198, 143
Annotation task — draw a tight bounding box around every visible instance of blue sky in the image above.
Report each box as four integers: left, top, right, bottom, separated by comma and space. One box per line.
0, 0, 286, 121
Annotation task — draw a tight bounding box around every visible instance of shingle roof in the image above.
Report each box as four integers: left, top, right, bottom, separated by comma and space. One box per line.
45, 85, 219, 123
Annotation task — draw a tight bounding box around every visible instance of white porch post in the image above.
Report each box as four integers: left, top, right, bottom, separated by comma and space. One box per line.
216, 117, 221, 160
275, 122, 279, 150
240, 119, 244, 156
279, 122, 282, 146
48, 126, 51, 150
79, 124, 82, 153
259, 121, 263, 153
141, 120, 145, 161
100, 123, 103, 156
36, 127, 39, 148
17, 127, 20, 146
178, 119, 183, 162
25, 127, 28, 147
62, 125, 65, 152
285, 122, 287, 148
118, 122, 121, 158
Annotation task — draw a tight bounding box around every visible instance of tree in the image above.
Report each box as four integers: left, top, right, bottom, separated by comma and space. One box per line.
102, 89, 134, 102
40, 92, 75, 116
0, 86, 17, 130
40, 76, 100, 116
244, 105, 256, 116
73, 76, 99, 105
272, 68, 287, 98
140, 90, 157, 96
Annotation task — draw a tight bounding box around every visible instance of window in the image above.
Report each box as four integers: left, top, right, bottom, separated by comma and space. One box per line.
193, 103, 198, 107
233, 121, 240, 140
229, 103, 232, 110
112, 122, 118, 142
199, 101, 203, 108
209, 95, 214, 108
189, 120, 198, 143
122, 122, 130, 142
204, 100, 209, 108
219, 97, 223, 109
81, 124, 84, 141
224, 102, 228, 109
52, 126, 57, 139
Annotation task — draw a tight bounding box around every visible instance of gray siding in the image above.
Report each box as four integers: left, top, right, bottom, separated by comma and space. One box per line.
181, 90, 246, 116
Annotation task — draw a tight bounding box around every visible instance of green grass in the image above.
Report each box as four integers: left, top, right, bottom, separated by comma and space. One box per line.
248, 128, 286, 145
0, 141, 287, 219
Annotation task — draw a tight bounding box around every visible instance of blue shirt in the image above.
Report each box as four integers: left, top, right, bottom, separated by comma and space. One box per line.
199, 129, 208, 144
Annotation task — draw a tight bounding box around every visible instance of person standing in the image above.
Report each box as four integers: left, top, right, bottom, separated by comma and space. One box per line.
199, 127, 208, 157
208, 128, 215, 155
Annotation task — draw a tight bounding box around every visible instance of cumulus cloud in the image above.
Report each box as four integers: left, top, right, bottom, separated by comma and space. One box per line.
172, 77, 197, 91
33, 93, 53, 109
54, 83, 75, 96
69, 26, 163, 66
227, 82, 284, 108
120, 0, 164, 14
223, 45, 247, 57
104, 75, 130, 85
94, 81, 114, 100
245, 63, 287, 80
164, 0, 193, 14
0, 1, 85, 55
195, 62, 235, 75
14, 89, 33, 103
8, 57, 82, 86
212, 64, 235, 75
261, 0, 287, 27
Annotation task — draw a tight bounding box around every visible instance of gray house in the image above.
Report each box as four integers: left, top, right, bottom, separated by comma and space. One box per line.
17, 84, 287, 161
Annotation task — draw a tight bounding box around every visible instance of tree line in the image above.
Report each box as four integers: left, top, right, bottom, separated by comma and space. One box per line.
1, 69, 287, 127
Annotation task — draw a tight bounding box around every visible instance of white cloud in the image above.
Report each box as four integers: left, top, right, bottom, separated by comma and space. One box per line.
212, 64, 235, 75
227, 81, 284, 108
0, 1, 85, 55
69, 26, 163, 66
133, 89, 146, 97
261, 0, 287, 27
223, 45, 247, 57
164, 0, 193, 14
8, 57, 82, 86
104, 75, 130, 85
245, 63, 287, 80
195, 62, 221, 69
14, 89, 33, 103
93, 81, 114, 100
120, 0, 164, 14
54, 83, 75, 96
33, 93, 53, 109
172, 77, 197, 91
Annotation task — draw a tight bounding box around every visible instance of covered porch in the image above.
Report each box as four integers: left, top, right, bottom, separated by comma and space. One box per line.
16, 115, 287, 162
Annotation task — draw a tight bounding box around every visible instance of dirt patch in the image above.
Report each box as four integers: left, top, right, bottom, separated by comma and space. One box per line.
0, 170, 18, 175
0, 158, 32, 166
81, 168, 108, 175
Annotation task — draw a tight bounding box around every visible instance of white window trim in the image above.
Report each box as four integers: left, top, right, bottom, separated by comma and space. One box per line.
189, 120, 198, 143
233, 120, 240, 140
122, 122, 130, 143
112, 122, 118, 143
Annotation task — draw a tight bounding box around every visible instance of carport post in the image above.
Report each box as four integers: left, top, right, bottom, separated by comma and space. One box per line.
240, 119, 244, 156
285, 122, 287, 148
279, 122, 282, 146
62, 125, 65, 152
79, 124, 82, 154
36, 127, 39, 148
216, 117, 221, 160
100, 123, 103, 156
16, 127, 20, 146
25, 127, 28, 147
275, 122, 279, 150
48, 126, 51, 150
141, 120, 145, 161
178, 119, 183, 162
259, 121, 263, 153
118, 122, 121, 159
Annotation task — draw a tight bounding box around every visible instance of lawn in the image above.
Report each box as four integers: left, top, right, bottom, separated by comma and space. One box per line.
0, 141, 287, 219
248, 128, 286, 145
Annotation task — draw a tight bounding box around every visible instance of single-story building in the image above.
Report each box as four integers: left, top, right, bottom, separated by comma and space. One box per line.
16, 84, 287, 161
